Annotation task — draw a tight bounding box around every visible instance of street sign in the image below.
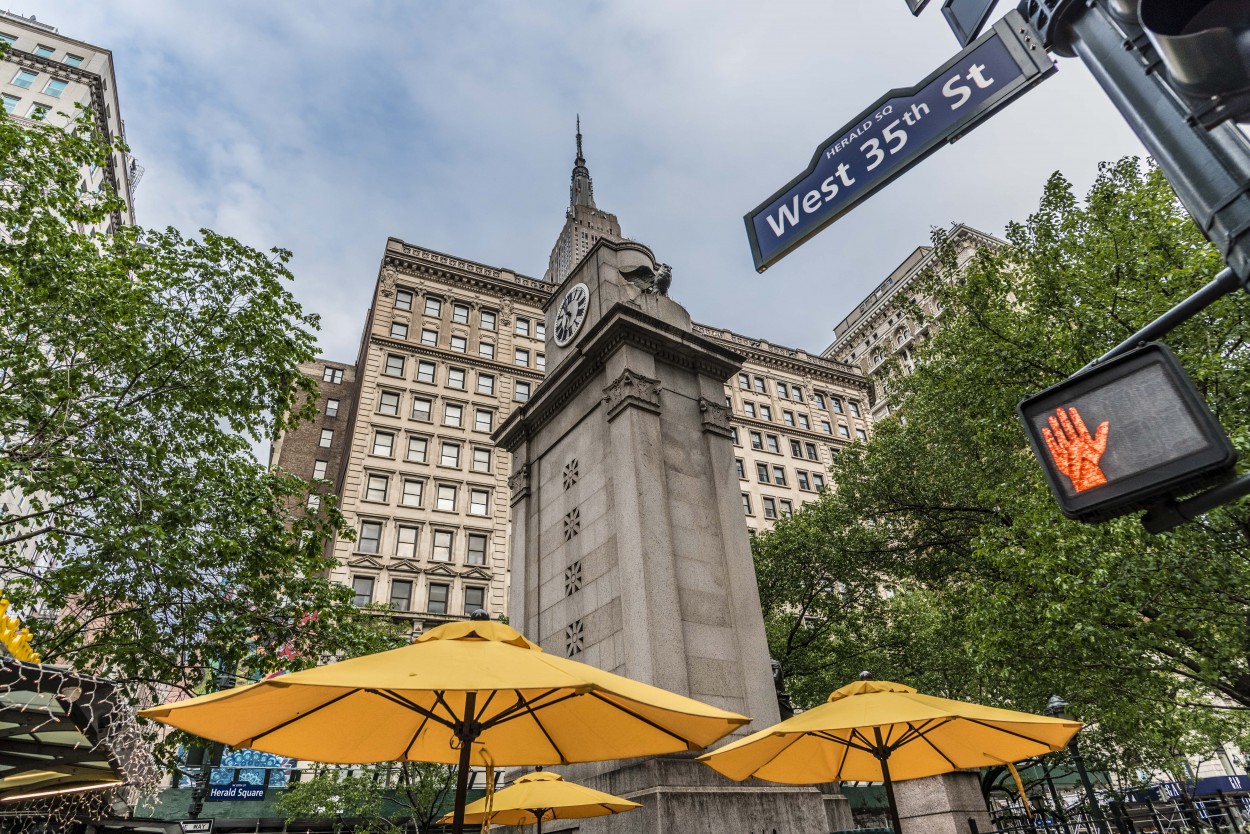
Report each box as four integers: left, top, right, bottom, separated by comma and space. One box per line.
207, 782, 266, 801
744, 10, 1054, 272
1018, 343, 1237, 522
943, 0, 999, 47
180, 821, 214, 834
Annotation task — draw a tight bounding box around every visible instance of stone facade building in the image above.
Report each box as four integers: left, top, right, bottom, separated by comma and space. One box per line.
0, 9, 138, 229
823, 223, 1003, 420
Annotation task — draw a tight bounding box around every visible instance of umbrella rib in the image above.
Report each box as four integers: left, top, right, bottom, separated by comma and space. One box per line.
813, 730, 875, 755
587, 691, 702, 748
371, 689, 456, 731
512, 695, 570, 763
958, 716, 1070, 749
485, 690, 579, 728
908, 720, 960, 770
247, 689, 359, 745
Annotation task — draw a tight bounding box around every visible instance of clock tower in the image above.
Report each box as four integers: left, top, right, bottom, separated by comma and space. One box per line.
495, 237, 834, 834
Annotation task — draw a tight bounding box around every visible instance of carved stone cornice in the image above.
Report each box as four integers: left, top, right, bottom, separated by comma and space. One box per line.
603, 369, 662, 422
507, 464, 530, 505
698, 397, 733, 438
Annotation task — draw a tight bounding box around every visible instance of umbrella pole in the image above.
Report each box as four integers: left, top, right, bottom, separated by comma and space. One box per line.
881, 756, 904, 834
451, 692, 478, 834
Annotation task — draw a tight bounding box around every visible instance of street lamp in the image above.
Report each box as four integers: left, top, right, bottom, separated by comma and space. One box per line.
1045, 695, 1110, 834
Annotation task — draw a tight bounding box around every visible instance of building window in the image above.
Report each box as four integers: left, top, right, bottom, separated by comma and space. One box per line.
1, 94, 18, 114
41, 78, 67, 98
321, 397, 339, 418
738, 373, 750, 389
736, 458, 746, 480
790, 440, 803, 458
432, 530, 453, 561
793, 388, 804, 403
352, 576, 375, 606
474, 408, 493, 432
365, 474, 389, 502
469, 489, 490, 516
773, 466, 787, 486
760, 405, 773, 421
390, 321, 409, 339
0, 33, 15, 47
452, 303, 470, 324
27, 103, 48, 120
856, 428, 868, 441
515, 348, 529, 367
312, 460, 328, 480
763, 497, 778, 519
467, 533, 488, 565
11, 69, 36, 89
778, 382, 789, 399
358, 522, 382, 554
750, 431, 763, 450
783, 411, 794, 426
472, 447, 492, 473
376, 392, 398, 416
436, 484, 457, 511
390, 580, 413, 611
440, 442, 461, 468
395, 289, 413, 311
372, 431, 395, 457
742, 493, 753, 515
779, 499, 794, 517
450, 335, 467, 353
731, 427, 740, 445
515, 381, 531, 402
479, 341, 495, 359
806, 442, 819, 460
447, 367, 466, 389
306, 493, 321, 510
797, 471, 810, 491
480, 310, 497, 331
464, 586, 486, 615
396, 525, 419, 558
421, 328, 438, 346
477, 373, 495, 395
536, 353, 545, 371
831, 398, 844, 414
850, 401, 862, 418
417, 360, 436, 384
813, 393, 826, 409
444, 403, 463, 427
766, 435, 781, 454
813, 473, 826, 491
799, 414, 811, 430
839, 424, 851, 438
536, 321, 546, 339
401, 478, 424, 507
424, 297, 443, 317
756, 463, 769, 483
427, 583, 449, 614
384, 354, 405, 376
754, 377, 767, 394
744, 402, 756, 418
412, 397, 432, 422
515, 317, 531, 337
323, 366, 343, 384
407, 435, 428, 463
821, 420, 832, 435
33, 44, 55, 58
319, 429, 334, 447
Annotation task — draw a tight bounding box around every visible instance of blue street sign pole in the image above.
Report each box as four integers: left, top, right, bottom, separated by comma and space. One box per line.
744, 10, 1054, 273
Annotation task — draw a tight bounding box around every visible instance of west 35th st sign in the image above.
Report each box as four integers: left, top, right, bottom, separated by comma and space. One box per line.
745, 10, 1054, 272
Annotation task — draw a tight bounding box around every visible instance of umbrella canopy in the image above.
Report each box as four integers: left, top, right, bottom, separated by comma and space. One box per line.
439, 770, 640, 829
698, 678, 1082, 834
141, 620, 745, 834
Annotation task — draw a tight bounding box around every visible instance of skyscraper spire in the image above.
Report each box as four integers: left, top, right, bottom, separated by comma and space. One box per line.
570, 115, 595, 209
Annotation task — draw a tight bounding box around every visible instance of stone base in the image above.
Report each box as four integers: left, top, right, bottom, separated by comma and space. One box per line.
893, 772, 991, 834
521, 756, 831, 834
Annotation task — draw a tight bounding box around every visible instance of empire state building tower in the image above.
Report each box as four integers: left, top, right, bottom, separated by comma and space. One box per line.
543, 118, 623, 283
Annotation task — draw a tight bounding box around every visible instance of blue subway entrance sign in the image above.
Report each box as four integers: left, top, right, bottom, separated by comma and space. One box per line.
745, 11, 1054, 272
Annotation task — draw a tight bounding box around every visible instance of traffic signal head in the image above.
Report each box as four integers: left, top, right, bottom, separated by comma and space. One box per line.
1140, 0, 1250, 123
1018, 343, 1237, 522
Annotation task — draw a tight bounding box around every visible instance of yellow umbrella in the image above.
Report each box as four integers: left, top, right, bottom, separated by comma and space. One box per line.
141, 618, 746, 834
699, 677, 1082, 834
439, 770, 640, 834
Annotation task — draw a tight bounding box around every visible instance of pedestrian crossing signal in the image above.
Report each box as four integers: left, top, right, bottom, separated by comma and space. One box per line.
1018, 343, 1236, 522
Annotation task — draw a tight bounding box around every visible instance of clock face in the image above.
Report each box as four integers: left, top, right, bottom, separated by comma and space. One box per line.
553, 282, 590, 347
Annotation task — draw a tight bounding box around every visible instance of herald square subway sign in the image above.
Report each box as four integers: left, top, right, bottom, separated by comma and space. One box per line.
745, 10, 1055, 272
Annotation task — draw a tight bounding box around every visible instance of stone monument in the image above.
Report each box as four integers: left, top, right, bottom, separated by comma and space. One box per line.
496, 237, 849, 834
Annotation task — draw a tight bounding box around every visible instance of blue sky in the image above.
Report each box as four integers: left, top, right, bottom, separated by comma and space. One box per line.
34, 0, 1148, 361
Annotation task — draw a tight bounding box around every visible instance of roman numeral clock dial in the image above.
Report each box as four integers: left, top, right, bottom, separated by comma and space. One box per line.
553, 282, 589, 347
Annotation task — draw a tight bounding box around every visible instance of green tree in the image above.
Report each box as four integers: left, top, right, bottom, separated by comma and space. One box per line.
756, 158, 1250, 774
276, 763, 458, 834
0, 108, 387, 696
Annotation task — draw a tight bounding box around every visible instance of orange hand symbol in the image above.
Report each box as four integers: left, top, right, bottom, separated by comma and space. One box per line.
1041, 406, 1109, 492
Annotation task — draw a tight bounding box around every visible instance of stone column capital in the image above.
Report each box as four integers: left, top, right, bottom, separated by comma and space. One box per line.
603, 368, 662, 421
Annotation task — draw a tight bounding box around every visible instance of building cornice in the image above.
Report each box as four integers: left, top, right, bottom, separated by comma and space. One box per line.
692, 322, 867, 392
385, 241, 556, 307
